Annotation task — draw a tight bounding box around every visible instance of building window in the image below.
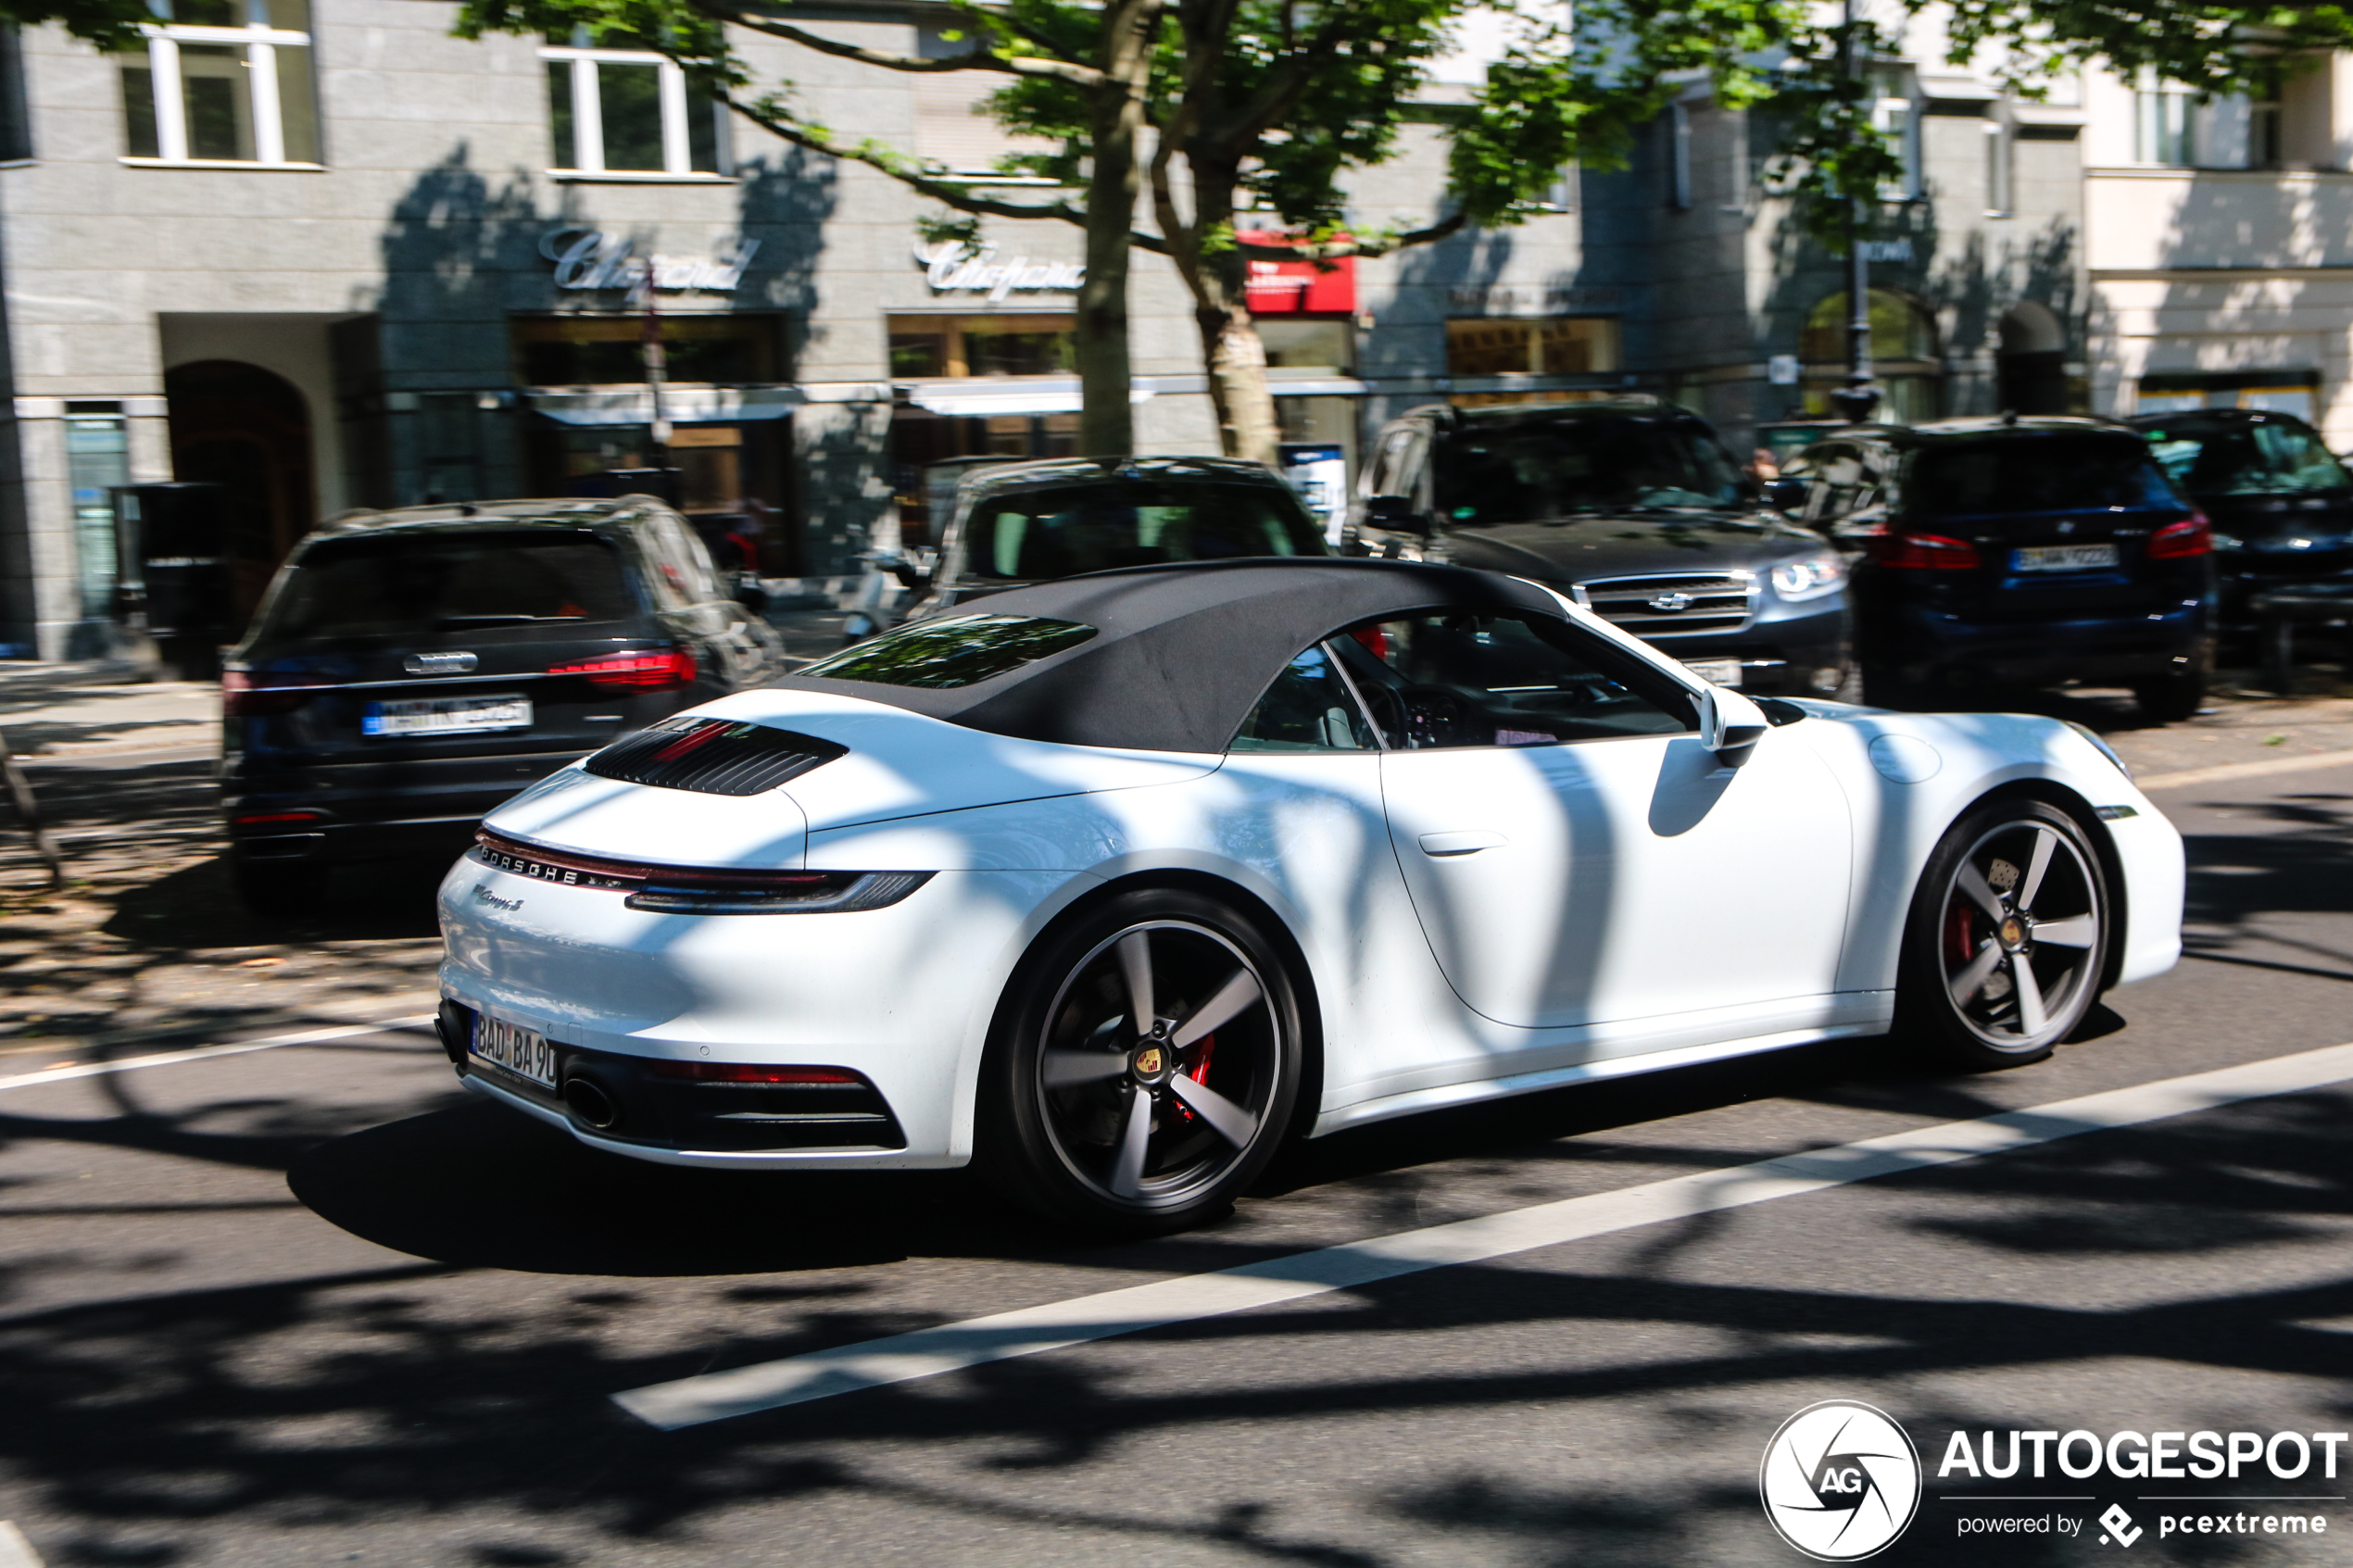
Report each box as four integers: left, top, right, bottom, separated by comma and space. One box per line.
118, 0, 318, 166
512, 314, 781, 386
886, 315, 1076, 379
2136, 85, 2196, 166
0, 26, 31, 162
541, 33, 726, 176
1667, 102, 1692, 209
65, 406, 129, 621
1872, 73, 1920, 199
1982, 119, 2010, 216
1445, 318, 1622, 378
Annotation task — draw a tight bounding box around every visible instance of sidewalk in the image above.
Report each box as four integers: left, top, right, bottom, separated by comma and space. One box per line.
0, 661, 219, 760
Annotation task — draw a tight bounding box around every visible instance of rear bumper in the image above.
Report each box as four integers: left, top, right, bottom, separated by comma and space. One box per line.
436, 856, 1084, 1168
1863, 601, 2209, 685
224, 749, 585, 865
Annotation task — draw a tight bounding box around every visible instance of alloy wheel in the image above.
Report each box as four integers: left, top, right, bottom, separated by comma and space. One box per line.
1936, 817, 2105, 1053
1032, 920, 1285, 1209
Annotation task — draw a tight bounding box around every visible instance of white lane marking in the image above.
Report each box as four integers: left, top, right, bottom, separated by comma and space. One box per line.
2134, 747, 2353, 793
614, 1040, 2353, 1431
0, 1016, 436, 1094
0, 1521, 45, 1568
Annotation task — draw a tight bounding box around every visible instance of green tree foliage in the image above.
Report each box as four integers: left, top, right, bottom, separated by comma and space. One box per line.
430, 0, 2353, 459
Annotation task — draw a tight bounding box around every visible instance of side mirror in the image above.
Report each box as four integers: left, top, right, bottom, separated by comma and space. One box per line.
1361, 494, 1431, 534
1766, 477, 1810, 513
1697, 683, 1769, 768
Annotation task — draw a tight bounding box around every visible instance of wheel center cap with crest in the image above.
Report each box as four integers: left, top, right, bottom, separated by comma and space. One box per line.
1131, 1045, 1170, 1084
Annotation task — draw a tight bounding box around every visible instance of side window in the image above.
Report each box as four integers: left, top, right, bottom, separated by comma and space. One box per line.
1328, 611, 1694, 748
1229, 644, 1379, 752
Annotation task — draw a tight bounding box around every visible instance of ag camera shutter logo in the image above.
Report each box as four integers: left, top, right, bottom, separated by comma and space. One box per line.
1760, 1399, 1923, 1561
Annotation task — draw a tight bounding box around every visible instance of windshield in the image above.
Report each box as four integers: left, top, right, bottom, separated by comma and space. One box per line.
260, 531, 636, 641
2143, 420, 2351, 497
961, 480, 1325, 581
1906, 438, 2180, 521
1432, 417, 1751, 523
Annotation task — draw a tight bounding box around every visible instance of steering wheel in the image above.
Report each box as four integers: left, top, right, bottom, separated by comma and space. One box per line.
1400, 685, 1478, 748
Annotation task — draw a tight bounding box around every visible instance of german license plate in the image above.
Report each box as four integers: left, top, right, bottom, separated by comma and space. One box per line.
2013, 544, 2119, 573
471, 1013, 558, 1089
1682, 659, 1743, 687
363, 695, 532, 737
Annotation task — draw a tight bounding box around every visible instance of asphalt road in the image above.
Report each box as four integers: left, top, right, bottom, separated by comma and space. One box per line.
0, 733, 2348, 1565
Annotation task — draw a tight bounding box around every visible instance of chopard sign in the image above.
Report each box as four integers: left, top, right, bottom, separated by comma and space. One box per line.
541, 228, 761, 294
914, 241, 1085, 300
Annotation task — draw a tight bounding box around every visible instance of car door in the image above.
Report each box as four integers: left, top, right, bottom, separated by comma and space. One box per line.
1342, 608, 1855, 1049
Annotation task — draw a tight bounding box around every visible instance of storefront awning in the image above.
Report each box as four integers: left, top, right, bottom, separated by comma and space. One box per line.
904, 379, 1154, 418
527, 387, 805, 425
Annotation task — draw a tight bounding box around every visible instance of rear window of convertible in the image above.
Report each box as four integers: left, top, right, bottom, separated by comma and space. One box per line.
799, 613, 1097, 688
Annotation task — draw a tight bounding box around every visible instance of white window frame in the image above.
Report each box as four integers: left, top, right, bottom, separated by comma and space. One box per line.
1872, 94, 1919, 200
2135, 80, 2196, 167
1982, 119, 2011, 217
538, 44, 732, 180
125, 0, 316, 167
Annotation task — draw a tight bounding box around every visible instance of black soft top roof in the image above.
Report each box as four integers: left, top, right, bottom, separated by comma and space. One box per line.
776, 558, 1566, 754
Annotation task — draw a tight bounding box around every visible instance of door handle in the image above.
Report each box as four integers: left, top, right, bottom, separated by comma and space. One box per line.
1418, 830, 1507, 857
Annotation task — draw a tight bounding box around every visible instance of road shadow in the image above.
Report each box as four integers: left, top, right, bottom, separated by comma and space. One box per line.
287, 1099, 1027, 1277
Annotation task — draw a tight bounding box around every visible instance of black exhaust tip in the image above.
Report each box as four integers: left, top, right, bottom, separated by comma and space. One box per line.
562, 1075, 622, 1131
434, 1001, 471, 1069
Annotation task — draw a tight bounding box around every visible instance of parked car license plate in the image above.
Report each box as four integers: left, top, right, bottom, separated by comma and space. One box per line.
1681, 659, 1743, 687
471, 1012, 558, 1089
2012, 544, 2120, 572
362, 695, 532, 737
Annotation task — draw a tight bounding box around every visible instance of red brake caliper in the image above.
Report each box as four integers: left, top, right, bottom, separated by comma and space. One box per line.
1174, 1034, 1216, 1122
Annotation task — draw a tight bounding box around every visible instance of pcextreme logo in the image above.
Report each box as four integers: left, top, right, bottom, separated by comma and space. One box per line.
1760, 1400, 1924, 1561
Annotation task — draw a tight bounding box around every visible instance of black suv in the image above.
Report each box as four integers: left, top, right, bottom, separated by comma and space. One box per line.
221, 497, 785, 911
1782, 418, 2215, 720
891, 455, 1327, 621
1350, 400, 1852, 696
2123, 408, 2353, 632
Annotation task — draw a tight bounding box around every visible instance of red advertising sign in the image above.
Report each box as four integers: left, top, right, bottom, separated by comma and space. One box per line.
1240, 233, 1356, 315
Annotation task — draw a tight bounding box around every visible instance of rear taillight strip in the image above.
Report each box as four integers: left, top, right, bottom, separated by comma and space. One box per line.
470, 831, 932, 914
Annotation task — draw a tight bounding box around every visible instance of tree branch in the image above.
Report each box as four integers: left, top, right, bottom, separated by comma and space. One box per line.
1236, 210, 1468, 262
705, 4, 1104, 87
724, 92, 1172, 254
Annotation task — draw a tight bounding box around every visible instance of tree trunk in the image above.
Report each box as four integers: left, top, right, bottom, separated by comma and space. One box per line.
1076, 0, 1159, 458
1174, 159, 1281, 464
1198, 293, 1280, 465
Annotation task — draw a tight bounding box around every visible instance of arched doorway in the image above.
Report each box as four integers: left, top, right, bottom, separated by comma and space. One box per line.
1798, 289, 1943, 423
1995, 302, 2070, 416
165, 360, 315, 620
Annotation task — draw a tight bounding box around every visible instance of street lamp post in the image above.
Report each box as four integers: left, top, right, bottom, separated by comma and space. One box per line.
1831, 0, 1881, 424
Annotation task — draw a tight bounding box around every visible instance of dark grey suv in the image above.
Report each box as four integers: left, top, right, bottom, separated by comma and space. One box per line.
889, 456, 1328, 622
221, 496, 785, 912
1350, 400, 1853, 697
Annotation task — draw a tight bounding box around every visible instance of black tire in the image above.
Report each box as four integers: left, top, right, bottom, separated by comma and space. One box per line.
232, 856, 326, 917
977, 887, 1304, 1236
1897, 799, 2112, 1070
2133, 670, 2205, 724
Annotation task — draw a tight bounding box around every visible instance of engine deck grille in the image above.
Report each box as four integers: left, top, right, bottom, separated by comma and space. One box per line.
585, 717, 845, 796
1577, 572, 1757, 636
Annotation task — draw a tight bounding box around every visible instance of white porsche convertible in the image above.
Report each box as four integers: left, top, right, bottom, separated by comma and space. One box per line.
436, 559, 2183, 1232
